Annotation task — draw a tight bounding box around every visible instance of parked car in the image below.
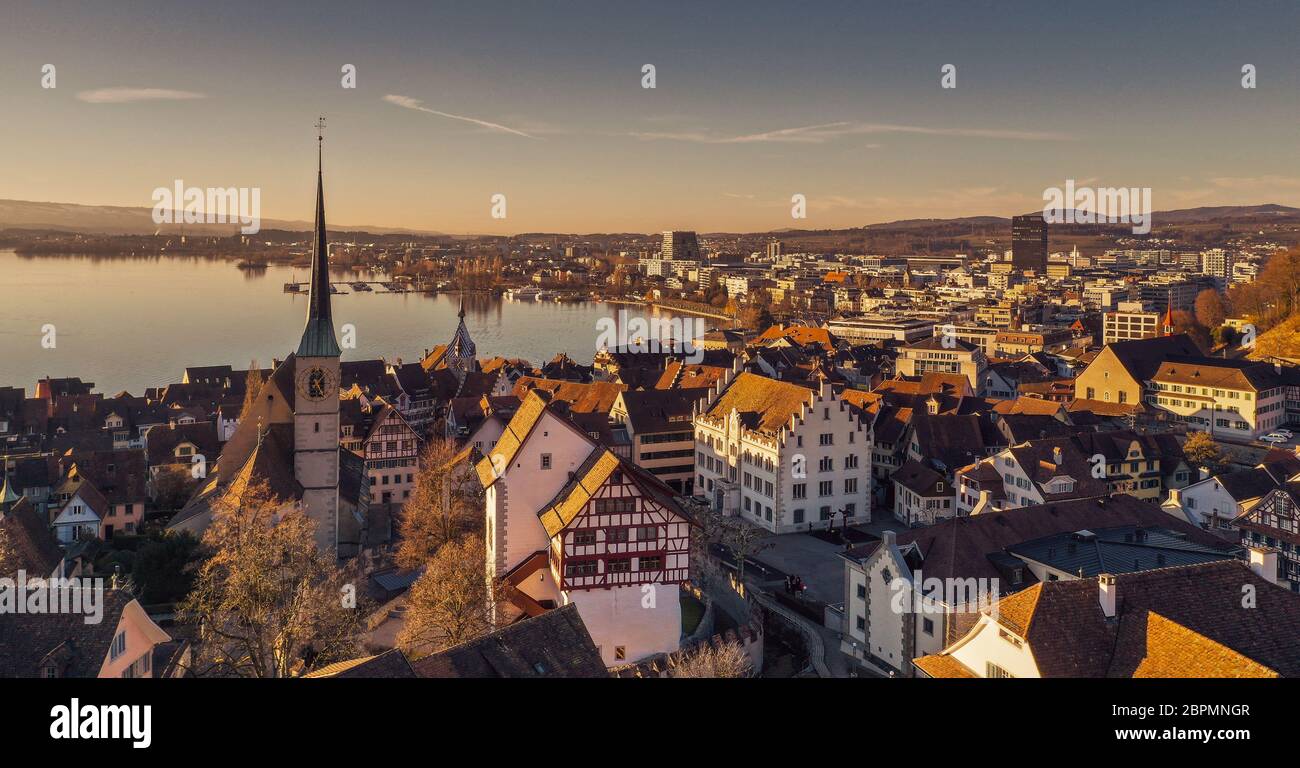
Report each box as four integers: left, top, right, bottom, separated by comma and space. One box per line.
1262, 433, 1289, 444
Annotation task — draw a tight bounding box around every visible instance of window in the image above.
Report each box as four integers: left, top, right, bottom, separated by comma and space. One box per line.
110, 631, 127, 661
819, 480, 832, 497
540, 453, 552, 470
608, 558, 632, 573
985, 662, 1015, 679
615, 646, 626, 661
856, 584, 866, 599
639, 555, 662, 571
793, 508, 805, 524
819, 433, 833, 446
594, 497, 635, 514
607, 527, 629, 543
634, 525, 658, 541
573, 530, 596, 546
565, 560, 598, 577
792, 483, 807, 500
922, 618, 934, 636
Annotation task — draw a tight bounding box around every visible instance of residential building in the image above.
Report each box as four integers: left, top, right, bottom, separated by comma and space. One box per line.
1102, 301, 1161, 344
839, 494, 1236, 676
895, 337, 987, 392
913, 556, 1294, 677
0, 588, 186, 678
1147, 358, 1286, 439
1073, 334, 1202, 407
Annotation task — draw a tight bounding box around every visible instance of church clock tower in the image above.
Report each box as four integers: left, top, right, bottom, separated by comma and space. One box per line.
294, 117, 343, 553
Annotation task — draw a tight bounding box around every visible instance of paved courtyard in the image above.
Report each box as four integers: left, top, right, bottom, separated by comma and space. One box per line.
750, 516, 908, 606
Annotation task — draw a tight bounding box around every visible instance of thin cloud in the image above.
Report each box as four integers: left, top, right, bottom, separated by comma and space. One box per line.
631, 121, 1070, 144
76, 87, 206, 104
384, 94, 537, 139
1210, 175, 1300, 190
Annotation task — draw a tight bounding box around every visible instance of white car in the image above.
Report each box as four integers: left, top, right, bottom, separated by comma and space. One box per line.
1262, 433, 1289, 444
1277, 429, 1295, 438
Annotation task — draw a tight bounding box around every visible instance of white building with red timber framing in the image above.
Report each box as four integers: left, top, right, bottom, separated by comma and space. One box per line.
477, 389, 691, 667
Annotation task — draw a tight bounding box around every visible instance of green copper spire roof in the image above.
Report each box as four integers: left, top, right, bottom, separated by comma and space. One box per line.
297, 117, 342, 358
0, 471, 19, 507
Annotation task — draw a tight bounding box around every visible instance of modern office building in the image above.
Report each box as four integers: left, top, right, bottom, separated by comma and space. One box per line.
1011, 213, 1048, 273
661, 230, 701, 262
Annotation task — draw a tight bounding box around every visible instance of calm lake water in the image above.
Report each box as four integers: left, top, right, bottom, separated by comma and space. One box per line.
0, 250, 692, 395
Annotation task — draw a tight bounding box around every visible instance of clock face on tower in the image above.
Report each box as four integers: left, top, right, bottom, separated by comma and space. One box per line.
298, 366, 334, 401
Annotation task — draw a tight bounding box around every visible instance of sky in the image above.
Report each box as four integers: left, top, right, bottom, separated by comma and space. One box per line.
1, 0, 1298, 234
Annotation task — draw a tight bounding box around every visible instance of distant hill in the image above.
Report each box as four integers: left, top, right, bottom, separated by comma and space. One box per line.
1, 197, 1297, 240
0, 199, 445, 237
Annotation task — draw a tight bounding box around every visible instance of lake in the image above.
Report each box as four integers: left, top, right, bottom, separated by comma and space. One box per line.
0, 250, 694, 395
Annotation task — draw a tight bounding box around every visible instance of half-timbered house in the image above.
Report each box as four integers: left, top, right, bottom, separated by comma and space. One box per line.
478, 389, 691, 667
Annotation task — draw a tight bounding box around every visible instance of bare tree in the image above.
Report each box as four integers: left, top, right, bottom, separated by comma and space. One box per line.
395, 436, 483, 570
178, 481, 366, 678
687, 501, 772, 586
238, 359, 264, 424
674, 641, 753, 678
397, 533, 508, 657
720, 515, 773, 585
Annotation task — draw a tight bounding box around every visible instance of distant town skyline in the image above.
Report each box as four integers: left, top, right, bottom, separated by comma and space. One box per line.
2, 0, 1299, 233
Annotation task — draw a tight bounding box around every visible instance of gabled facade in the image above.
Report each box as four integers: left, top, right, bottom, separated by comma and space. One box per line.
693, 370, 873, 534
359, 403, 421, 506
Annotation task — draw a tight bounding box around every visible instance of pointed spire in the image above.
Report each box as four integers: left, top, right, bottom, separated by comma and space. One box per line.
0, 469, 19, 511
298, 116, 342, 358
458, 297, 466, 319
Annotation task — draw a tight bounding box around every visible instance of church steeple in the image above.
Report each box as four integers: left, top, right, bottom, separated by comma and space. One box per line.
297, 116, 342, 358
446, 296, 477, 384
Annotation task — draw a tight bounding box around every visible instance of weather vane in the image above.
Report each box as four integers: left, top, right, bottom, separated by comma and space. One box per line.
315, 116, 326, 168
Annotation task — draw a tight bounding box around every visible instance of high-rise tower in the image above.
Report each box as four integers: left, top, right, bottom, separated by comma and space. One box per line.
1011, 213, 1048, 273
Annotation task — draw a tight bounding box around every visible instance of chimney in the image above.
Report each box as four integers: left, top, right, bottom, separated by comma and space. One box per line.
880, 529, 896, 551
1052, 446, 1062, 465
1248, 546, 1280, 586
1198, 466, 1212, 480
1098, 573, 1117, 618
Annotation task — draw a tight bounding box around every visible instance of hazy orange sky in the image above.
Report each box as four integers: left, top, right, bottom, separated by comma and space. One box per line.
2, 1, 1299, 234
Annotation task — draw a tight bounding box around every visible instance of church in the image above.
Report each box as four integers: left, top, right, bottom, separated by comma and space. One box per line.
169, 129, 369, 557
